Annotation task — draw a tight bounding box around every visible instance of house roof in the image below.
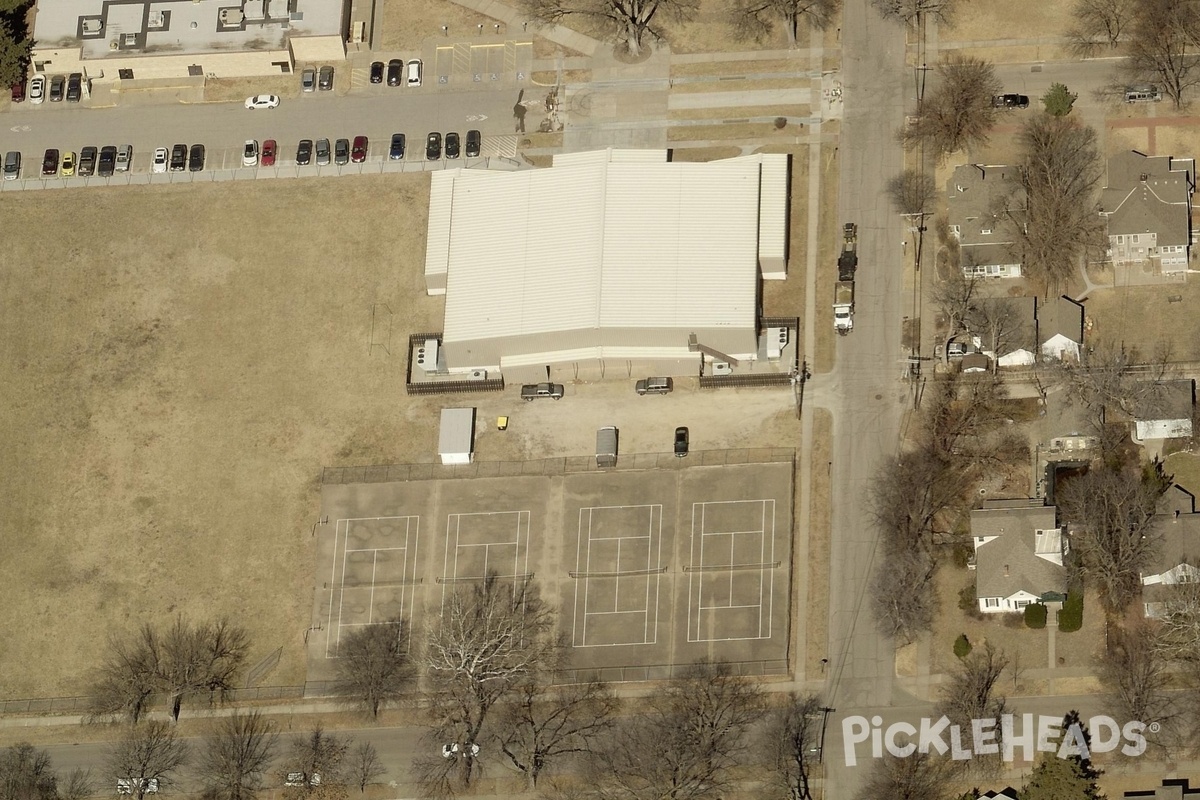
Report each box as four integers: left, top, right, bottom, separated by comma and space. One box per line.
947, 164, 1025, 266
975, 296, 1037, 356
1134, 379, 1196, 423
1037, 296, 1084, 347
1124, 777, 1200, 798
973, 501, 1066, 599
1101, 151, 1194, 247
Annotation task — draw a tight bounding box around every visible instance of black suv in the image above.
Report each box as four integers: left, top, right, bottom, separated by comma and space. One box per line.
170, 144, 187, 172
98, 145, 117, 177
41, 148, 59, 176
78, 146, 97, 177
425, 132, 441, 160
445, 132, 460, 159
188, 144, 205, 171
296, 139, 313, 166
466, 130, 481, 158
386, 59, 402, 87
66, 73, 82, 102
389, 133, 406, 160
370, 61, 384, 84
992, 93, 1029, 108
674, 427, 690, 458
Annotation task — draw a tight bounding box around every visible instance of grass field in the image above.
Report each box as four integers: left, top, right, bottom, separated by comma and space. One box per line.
0, 175, 440, 698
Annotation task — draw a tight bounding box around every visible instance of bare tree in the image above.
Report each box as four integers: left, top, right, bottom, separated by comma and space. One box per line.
871, 0, 956, 26
348, 743, 385, 794
57, 770, 91, 800
854, 752, 957, 800
728, 0, 838, 46
936, 642, 1010, 735
89, 626, 161, 724
931, 269, 980, 338
285, 726, 349, 794
1057, 339, 1176, 422
0, 743, 59, 800
969, 297, 1024, 374
197, 711, 278, 800
1066, 0, 1134, 55
1058, 462, 1172, 614
424, 573, 558, 788
1009, 114, 1106, 294
1102, 621, 1178, 747
589, 661, 763, 800
763, 693, 824, 800
1156, 570, 1200, 664
886, 169, 938, 217
496, 677, 619, 789
106, 722, 189, 800
1123, 0, 1200, 109
902, 56, 1002, 157
333, 619, 414, 719
523, 0, 698, 57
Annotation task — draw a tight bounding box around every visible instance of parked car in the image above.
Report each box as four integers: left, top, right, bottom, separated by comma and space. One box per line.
351, 135, 367, 163
10, 79, 24, 103
389, 133, 406, 160
296, 139, 313, 166
78, 146, 97, 176
334, 138, 349, 165
188, 143, 205, 171
315, 138, 331, 166
97, 145, 117, 177
117, 779, 158, 795
243, 139, 259, 167
466, 129, 481, 157
674, 426, 690, 458
48, 75, 65, 102
407, 59, 422, 87
318, 65, 334, 91
4, 151, 21, 180
386, 59, 403, 86
170, 144, 187, 172
41, 148, 58, 176
301, 66, 316, 92
635, 377, 673, 395
370, 61, 384, 84
261, 139, 276, 167
520, 383, 564, 401
445, 132, 460, 159
244, 94, 279, 110
115, 144, 132, 172
991, 93, 1029, 108
152, 147, 168, 173
66, 73, 82, 102
59, 151, 75, 176
28, 74, 44, 104
425, 132, 441, 160
1125, 85, 1162, 103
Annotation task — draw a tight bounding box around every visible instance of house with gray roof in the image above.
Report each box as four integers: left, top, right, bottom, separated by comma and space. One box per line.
1132, 379, 1195, 441
1100, 151, 1195, 274
1125, 777, 1200, 799
971, 499, 1068, 613
947, 165, 1025, 279
1142, 484, 1200, 617
1038, 296, 1085, 362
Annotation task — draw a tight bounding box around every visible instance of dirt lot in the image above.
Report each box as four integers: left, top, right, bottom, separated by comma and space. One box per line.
0, 176, 440, 698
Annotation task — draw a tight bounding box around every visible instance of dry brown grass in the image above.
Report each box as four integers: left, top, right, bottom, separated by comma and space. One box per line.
941, 0, 1072, 42
669, 105, 806, 121
668, 145, 743, 161
204, 75, 300, 102
0, 175, 443, 699
1082, 280, 1200, 362
377, 0, 498, 51
667, 121, 807, 141
805, 409, 833, 675
762, 144, 810, 320
670, 78, 807, 94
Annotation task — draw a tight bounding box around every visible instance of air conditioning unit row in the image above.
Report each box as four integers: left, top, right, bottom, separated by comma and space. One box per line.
712, 362, 732, 375
415, 338, 439, 372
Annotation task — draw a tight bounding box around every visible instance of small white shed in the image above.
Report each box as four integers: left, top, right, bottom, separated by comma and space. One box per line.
438, 408, 476, 465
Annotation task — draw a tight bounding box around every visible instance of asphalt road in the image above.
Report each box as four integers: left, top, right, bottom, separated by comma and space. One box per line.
0, 87, 526, 170
824, 0, 911, 796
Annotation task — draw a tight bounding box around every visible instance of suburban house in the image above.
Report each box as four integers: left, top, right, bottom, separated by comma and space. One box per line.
1100, 151, 1195, 274
1142, 484, 1200, 618
947, 165, 1025, 278
980, 790, 1020, 800
1131, 379, 1196, 441
1125, 777, 1200, 799
970, 295, 1083, 368
1037, 296, 1085, 362
971, 499, 1068, 613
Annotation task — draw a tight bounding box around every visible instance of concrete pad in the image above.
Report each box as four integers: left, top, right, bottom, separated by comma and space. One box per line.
668, 88, 813, 110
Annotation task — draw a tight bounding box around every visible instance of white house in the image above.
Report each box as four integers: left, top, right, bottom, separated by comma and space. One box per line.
1143, 485, 1200, 617
972, 500, 1068, 613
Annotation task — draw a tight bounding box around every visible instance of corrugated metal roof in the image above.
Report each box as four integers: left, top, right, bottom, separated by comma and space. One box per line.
439, 154, 764, 358
759, 154, 788, 263
424, 170, 456, 288
554, 148, 668, 166
437, 407, 475, 457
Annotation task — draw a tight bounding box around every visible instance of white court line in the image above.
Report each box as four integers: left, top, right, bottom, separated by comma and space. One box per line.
688, 500, 776, 642
573, 504, 662, 648
440, 510, 530, 617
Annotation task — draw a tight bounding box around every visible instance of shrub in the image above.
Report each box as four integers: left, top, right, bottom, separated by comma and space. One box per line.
958, 583, 985, 619
1041, 82, 1077, 116
1024, 603, 1047, 629
1059, 592, 1083, 632
953, 633, 972, 658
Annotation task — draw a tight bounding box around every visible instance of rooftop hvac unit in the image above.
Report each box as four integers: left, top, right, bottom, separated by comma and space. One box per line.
415, 338, 439, 372
469, 369, 487, 381
712, 362, 732, 375
766, 326, 787, 359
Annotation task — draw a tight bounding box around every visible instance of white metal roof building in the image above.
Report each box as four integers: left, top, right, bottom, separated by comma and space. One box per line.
425, 149, 789, 380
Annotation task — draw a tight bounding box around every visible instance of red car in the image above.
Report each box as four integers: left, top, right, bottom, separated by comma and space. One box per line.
351, 135, 367, 163
10, 79, 25, 102
260, 139, 276, 167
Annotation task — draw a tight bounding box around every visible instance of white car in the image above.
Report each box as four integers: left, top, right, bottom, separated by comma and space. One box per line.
151, 147, 168, 174
242, 139, 259, 167
117, 779, 158, 795
28, 74, 44, 105
244, 94, 280, 110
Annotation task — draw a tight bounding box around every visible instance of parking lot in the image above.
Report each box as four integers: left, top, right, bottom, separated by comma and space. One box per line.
308, 458, 795, 682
